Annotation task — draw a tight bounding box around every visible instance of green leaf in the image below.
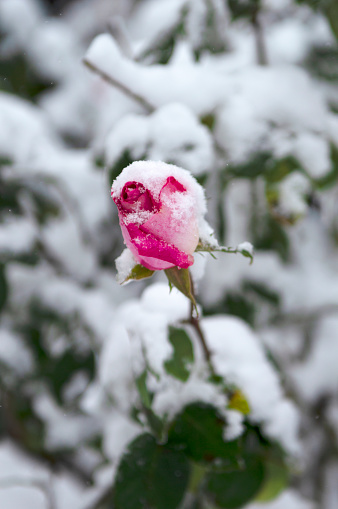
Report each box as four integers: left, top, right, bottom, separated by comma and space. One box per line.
123, 264, 155, 284
265, 156, 300, 184
253, 216, 290, 262
164, 267, 197, 312
223, 292, 255, 326
167, 402, 239, 464
48, 349, 95, 403
228, 390, 250, 415
228, 0, 261, 20
205, 458, 265, 508
255, 460, 289, 502
226, 151, 274, 179
114, 433, 190, 509
164, 326, 194, 382
314, 144, 338, 189
135, 371, 152, 409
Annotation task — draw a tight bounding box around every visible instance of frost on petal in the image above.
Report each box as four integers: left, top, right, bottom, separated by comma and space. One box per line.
115, 248, 137, 284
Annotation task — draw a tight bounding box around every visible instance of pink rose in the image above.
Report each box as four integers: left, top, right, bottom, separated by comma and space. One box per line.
111, 161, 201, 271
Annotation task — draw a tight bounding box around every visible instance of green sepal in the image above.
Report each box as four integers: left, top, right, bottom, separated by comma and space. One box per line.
255, 460, 289, 502
164, 267, 197, 313
122, 264, 155, 284
164, 326, 194, 382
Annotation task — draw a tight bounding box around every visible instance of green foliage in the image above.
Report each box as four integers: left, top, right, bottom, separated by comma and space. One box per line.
0, 52, 54, 101
122, 264, 155, 284
113, 402, 289, 509
306, 45, 338, 82
228, 0, 261, 20
164, 326, 194, 382
255, 459, 289, 502
226, 151, 274, 180
191, 0, 228, 60
114, 433, 190, 509
253, 215, 290, 262
167, 403, 239, 464
205, 457, 264, 508
136, 5, 188, 64
19, 302, 95, 404
314, 144, 338, 189
223, 292, 256, 326
107, 149, 136, 188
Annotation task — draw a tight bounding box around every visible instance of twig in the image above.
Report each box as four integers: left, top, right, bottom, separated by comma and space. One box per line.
83, 58, 155, 113
251, 6, 268, 66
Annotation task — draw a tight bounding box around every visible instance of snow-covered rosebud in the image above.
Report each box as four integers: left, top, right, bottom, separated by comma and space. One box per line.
111, 161, 207, 271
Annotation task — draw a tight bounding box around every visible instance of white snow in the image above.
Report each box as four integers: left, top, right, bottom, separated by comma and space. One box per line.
247, 489, 315, 509
202, 315, 300, 454
105, 103, 214, 176
0, 329, 34, 376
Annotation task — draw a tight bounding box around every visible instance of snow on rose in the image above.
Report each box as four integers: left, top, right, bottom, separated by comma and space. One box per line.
111, 160, 210, 271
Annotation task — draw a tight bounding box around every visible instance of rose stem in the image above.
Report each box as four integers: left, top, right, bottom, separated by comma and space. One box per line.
189, 276, 217, 378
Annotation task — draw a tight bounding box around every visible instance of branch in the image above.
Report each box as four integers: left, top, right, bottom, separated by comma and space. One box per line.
188, 277, 216, 378
83, 58, 155, 113
251, 6, 268, 66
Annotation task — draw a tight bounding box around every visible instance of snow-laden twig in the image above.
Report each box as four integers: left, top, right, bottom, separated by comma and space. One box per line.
83, 57, 155, 113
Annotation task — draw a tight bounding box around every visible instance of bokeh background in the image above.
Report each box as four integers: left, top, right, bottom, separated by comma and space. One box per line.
1, 0, 338, 508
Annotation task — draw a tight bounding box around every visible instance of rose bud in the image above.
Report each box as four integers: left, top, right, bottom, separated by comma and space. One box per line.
111, 161, 209, 271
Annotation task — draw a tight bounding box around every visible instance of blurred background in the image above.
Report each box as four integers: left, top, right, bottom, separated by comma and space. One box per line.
1, 0, 338, 508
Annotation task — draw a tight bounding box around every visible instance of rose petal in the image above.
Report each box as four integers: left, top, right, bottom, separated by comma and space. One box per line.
120, 221, 194, 271
141, 176, 199, 256
117, 181, 156, 214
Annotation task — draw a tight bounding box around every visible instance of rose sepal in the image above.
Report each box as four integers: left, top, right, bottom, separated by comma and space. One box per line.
121, 264, 155, 284
164, 267, 198, 315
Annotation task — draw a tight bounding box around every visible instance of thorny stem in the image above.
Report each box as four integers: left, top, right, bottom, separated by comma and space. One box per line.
83, 58, 155, 113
